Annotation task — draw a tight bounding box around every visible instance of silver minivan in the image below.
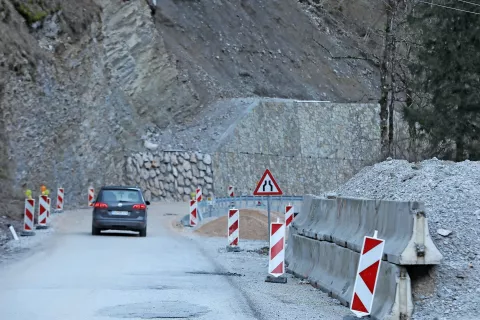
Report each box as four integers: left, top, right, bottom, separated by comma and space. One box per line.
91, 186, 150, 237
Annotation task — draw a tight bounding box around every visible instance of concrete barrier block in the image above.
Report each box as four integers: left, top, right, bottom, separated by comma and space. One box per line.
286, 233, 413, 320
293, 195, 442, 265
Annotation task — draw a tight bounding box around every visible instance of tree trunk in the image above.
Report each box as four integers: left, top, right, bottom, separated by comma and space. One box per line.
380, 0, 394, 158
456, 136, 465, 162
388, 10, 397, 157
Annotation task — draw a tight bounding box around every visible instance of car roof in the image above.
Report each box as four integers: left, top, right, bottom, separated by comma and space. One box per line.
100, 186, 141, 191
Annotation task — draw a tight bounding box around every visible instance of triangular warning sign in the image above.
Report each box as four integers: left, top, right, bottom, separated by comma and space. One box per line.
253, 169, 283, 196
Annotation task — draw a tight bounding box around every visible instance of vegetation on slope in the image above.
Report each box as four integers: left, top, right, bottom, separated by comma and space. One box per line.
405, 0, 480, 161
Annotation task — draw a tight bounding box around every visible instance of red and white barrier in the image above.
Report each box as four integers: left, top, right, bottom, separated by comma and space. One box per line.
37, 195, 48, 227
350, 230, 385, 317
285, 203, 294, 227
196, 187, 202, 202
88, 187, 94, 207
228, 185, 234, 197
189, 200, 198, 226
56, 188, 64, 210
227, 208, 239, 247
23, 199, 35, 232
268, 220, 286, 277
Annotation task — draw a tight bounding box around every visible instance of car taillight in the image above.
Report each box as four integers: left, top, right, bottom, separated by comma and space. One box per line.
133, 204, 146, 210
94, 202, 108, 209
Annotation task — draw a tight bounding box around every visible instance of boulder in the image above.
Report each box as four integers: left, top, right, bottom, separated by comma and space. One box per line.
144, 140, 158, 150
203, 154, 212, 165
183, 161, 192, 172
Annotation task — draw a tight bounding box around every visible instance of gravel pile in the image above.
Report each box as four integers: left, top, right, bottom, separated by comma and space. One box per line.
334, 158, 480, 319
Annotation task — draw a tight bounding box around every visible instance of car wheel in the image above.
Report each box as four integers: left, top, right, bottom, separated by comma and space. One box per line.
139, 227, 147, 237
92, 226, 101, 236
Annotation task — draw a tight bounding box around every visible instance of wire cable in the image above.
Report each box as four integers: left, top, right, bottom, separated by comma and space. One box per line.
418, 0, 480, 15
455, 0, 480, 8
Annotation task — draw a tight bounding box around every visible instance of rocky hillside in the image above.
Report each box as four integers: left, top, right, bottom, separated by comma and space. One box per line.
0, 0, 384, 215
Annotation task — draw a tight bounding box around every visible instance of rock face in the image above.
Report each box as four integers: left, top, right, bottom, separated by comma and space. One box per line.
0, 0, 386, 209
125, 151, 214, 202
0, 1, 136, 206
0, 0, 198, 206
98, 0, 198, 129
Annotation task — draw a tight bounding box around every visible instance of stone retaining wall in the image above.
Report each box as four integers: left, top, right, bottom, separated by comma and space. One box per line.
213, 100, 382, 195
125, 151, 214, 202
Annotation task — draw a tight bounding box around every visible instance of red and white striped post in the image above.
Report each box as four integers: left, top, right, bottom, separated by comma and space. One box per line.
23, 199, 35, 233
228, 185, 235, 207
88, 187, 94, 207
189, 200, 198, 227
37, 195, 48, 229
46, 197, 51, 222
266, 218, 287, 283
226, 208, 240, 252
196, 187, 202, 203
350, 230, 385, 317
56, 188, 64, 211
285, 203, 294, 227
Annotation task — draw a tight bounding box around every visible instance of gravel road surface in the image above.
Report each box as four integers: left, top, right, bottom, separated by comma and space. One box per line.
0, 203, 349, 320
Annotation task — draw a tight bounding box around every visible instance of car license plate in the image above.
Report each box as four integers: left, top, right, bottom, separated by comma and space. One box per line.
111, 211, 129, 216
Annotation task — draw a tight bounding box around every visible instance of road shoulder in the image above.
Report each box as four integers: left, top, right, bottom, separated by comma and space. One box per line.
171, 214, 351, 320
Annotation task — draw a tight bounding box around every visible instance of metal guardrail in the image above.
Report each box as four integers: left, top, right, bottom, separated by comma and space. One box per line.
188, 195, 304, 225
204, 195, 304, 204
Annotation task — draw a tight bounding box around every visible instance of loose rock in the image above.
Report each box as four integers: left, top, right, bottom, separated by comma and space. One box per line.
437, 229, 452, 237
334, 159, 480, 319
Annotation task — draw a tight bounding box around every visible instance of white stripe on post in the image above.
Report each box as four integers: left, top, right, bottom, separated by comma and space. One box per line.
227, 208, 239, 247
23, 199, 35, 232
196, 187, 202, 202
88, 187, 94, 207
38, 195, 48, 226
56, 188, 64, 210
285, 203, 294, 227
190, 200, 198, 226
268, 221, 286, 277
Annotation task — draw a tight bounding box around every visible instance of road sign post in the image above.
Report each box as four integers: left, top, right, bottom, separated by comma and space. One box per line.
265, 218, 287, 284
253, 169, 283, 243
267, 196, 271, 237
253, 169, 285, 283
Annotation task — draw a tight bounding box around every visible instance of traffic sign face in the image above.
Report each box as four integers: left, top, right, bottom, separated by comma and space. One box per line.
253, 169, 283, 196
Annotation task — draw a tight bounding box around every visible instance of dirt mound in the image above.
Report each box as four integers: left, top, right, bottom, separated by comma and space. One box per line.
195, 209, 283, 241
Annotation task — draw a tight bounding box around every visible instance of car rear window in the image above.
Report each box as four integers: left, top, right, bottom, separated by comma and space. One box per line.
98, 189, 142, 203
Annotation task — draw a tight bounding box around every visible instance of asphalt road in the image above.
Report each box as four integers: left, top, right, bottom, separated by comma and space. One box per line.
0, 203, 268, 320
0, 202, 349, 320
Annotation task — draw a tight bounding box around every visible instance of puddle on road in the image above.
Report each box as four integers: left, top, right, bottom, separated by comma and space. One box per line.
111, 284, 175, 291
186, 271, 244, 277
98, 301, 210, 319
